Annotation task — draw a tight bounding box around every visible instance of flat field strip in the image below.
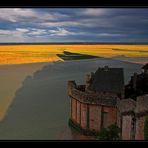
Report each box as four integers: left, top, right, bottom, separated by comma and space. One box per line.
0, 44, 148, 64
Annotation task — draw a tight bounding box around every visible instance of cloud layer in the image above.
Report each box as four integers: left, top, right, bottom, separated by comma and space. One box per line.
0, 8, 148, 43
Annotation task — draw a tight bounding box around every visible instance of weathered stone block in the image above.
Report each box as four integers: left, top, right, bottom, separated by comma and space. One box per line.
122, 115, 132, 140
71, 98, 77, 122
135, 116, 145, 140
103, 107, 117, 128
89, 105, 101, 132
76, 101, 81, 124
81, 103, 88, 129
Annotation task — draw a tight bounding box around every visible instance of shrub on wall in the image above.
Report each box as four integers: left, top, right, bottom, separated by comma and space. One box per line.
97, 128, 109, 140
68, 119, 98, 137
97, 123, 121, 140
144, 116, 148, 140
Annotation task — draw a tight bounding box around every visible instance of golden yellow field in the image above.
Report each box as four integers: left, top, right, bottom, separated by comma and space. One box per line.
0, 44, 148, 64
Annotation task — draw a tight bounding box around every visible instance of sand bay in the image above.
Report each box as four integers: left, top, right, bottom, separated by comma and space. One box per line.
0, 44, 148, 64
0, 44, 147, 139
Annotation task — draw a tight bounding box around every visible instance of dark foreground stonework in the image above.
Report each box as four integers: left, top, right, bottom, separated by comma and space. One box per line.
68, 65, 148, 140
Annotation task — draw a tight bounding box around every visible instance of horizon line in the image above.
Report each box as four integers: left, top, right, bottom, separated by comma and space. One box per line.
0, 42, 148, 45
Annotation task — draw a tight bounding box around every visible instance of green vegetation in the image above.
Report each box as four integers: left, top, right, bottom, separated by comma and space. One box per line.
68, 119, 98, 137
57, 51, 99, 61
97, 123, 121, 140
69, 119, 121, 140
144, 116, 148, 140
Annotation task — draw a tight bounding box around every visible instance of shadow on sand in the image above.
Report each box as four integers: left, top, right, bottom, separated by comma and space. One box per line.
0, 58, 142, 140
57, 51, 99, 61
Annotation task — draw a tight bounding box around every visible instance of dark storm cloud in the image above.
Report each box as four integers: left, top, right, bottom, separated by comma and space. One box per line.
0, 8, 148, 42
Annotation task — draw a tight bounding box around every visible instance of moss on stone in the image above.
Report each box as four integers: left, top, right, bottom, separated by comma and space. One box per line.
144, 116, 148, 140
68, 119, 99, 137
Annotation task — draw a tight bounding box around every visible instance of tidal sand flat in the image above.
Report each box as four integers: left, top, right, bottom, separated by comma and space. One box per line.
111, 55, 148, 64
0, 62, 49, 121
0, 44, 146, 139
0, 44, 148, 64
0, 58, 142, 140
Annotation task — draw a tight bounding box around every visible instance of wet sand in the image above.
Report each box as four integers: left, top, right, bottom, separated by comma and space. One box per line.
0, 62, 49, 121
0, 58, 142, 140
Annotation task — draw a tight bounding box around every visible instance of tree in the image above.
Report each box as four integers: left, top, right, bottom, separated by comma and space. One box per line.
144, 116, 148, 140
97, 123, 121, 140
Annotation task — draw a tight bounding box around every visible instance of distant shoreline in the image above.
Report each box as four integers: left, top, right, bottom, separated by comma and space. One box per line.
0, 61, 54, 66
0, 42, 148, 45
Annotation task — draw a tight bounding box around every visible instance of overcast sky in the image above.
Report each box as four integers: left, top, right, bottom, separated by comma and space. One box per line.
0, 8, 148, 43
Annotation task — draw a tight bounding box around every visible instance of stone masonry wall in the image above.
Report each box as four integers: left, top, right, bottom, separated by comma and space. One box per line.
80, 103, 88, 129
69, 80, 118, 134
68, 78, 148, 140
71, 97, 77, 122
135, 116, 145, 140
89, 104, 102, 132
103, 107, 117, 128
68, 81, 117, 107
122, 115, 132, 140
76, 100, 81, 124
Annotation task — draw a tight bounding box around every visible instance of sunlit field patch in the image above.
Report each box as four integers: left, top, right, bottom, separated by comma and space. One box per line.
0, 44, 148, 64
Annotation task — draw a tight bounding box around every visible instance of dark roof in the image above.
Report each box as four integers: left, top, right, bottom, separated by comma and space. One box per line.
142, 63, 148, 69
90, 66, 124, 94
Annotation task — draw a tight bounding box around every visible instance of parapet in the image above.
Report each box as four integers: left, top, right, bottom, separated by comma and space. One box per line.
117, 94, 148, 117
68, 80, 76, 88
68, 81, 118, 107
117, 98, 136, 115
135, 94, 148, 116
